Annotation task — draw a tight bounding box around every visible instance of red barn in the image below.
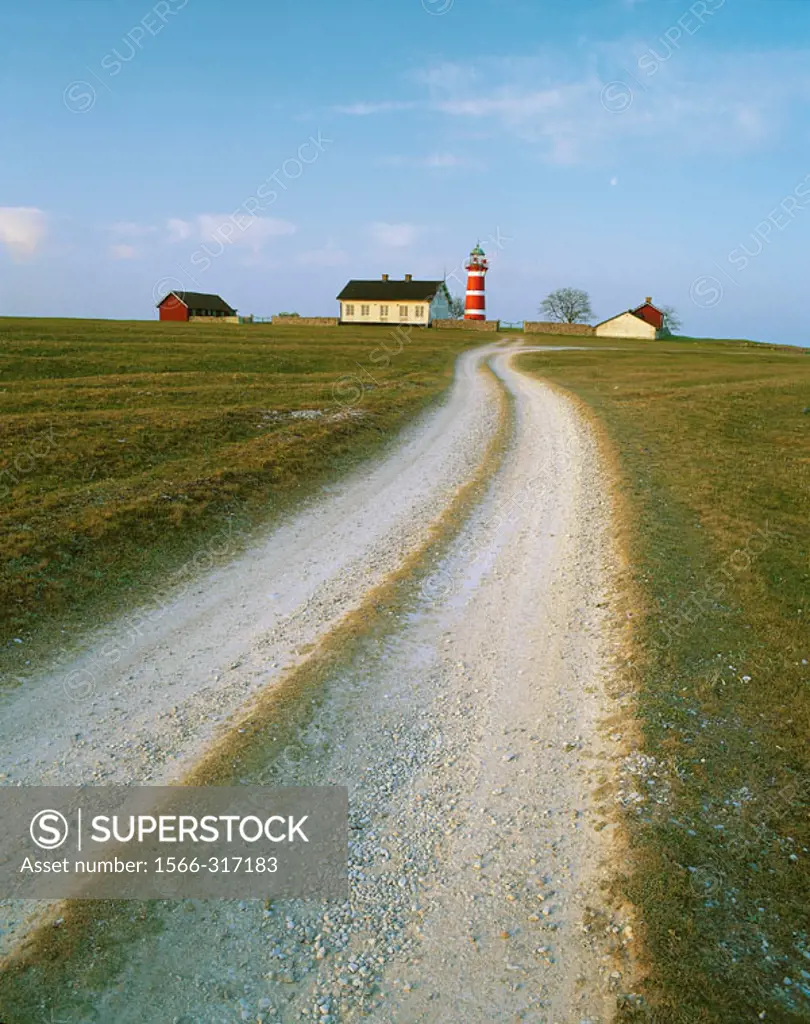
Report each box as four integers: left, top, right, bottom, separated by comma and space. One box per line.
631, 296, 664, 330
157, 291, 237, 322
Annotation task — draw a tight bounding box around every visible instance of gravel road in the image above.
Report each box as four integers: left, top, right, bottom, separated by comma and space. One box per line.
0, 348, 501, 794
1, 344, 630, 1022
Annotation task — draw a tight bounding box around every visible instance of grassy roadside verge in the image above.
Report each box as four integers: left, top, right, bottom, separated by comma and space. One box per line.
517, 337, 810, 1023
0, 318, 481, 683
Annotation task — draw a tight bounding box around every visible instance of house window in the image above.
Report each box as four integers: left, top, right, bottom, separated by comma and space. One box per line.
415, 305, 424, 318
380, 305, 389, 317
399, 305, 409, 318
345, 304, 355, 316
361, 304, 370, 316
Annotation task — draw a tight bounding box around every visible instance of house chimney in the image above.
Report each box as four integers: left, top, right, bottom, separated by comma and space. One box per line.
645, 296, 652, 304
404, 274, 412, 282
382, 273, 389, 281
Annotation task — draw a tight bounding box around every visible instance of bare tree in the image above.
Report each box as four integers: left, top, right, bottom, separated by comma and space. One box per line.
448, 295, 466, 319
540, 287, 593, 324
659, 305, 682, 336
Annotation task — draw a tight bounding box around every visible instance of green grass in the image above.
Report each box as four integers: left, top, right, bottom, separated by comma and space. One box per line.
0, 317, 478, 683
517, 335, 810, 1023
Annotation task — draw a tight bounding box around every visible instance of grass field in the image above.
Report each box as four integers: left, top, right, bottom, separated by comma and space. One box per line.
3, 321, 808, 1020
0, 318, 475, 683
517, 337, 810, 1023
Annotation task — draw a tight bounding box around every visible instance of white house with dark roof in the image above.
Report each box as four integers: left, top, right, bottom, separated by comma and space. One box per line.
336, 275, 452, 326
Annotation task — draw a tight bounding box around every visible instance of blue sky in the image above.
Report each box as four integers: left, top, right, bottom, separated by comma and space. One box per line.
2, 0, 810, 343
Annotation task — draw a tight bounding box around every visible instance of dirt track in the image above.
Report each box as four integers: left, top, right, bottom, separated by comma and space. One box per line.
0, 344, 629, 1022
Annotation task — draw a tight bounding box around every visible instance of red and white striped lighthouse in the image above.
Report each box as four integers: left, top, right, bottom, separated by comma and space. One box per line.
464, 242, 488, 321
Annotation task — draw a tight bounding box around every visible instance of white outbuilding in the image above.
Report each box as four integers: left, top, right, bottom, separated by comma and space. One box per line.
594, 311, 657, 340
594, 298, 664, 340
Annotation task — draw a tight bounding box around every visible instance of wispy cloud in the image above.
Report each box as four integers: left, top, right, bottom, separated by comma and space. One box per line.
167, 217, 193, 243
376, 152, 464, 168
296, 239, 348, 267
166, 213, 296, 251
351, 50, 810, 165
435, 90, 564, 119
110, 243, 138, 260
334, 100, 416, 116
108, 221, 157, 238
0, 207, 47, 261
369, 222, 423, 248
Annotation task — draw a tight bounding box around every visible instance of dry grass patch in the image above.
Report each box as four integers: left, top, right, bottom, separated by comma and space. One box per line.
517, 336, 810, 1023
0, 317, 480, 682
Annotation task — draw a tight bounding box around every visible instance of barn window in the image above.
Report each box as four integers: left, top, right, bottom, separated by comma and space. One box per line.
380, 305, 389, 316
399, 305, 408, 318
415, 305, 424, 318
361, 304, 370, 316
345, 304, 355, 316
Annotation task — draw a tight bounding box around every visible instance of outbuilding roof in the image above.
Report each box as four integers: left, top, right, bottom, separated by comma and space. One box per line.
337, 280, 447, 302
157, 291, 236, 314
595, 298, 663, 329
594, 310, 657, 328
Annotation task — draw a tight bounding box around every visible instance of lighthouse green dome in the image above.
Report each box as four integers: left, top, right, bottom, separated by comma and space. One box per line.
471, 243, 485, 255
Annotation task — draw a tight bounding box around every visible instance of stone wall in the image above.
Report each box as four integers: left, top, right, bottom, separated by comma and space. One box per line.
188, 316, 240, 324
273, 317, 339, 327
524, 321, 595, 336
433, 319, 500, 332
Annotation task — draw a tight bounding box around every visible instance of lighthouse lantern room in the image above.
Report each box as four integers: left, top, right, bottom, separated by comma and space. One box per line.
464, 243, 489, 321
